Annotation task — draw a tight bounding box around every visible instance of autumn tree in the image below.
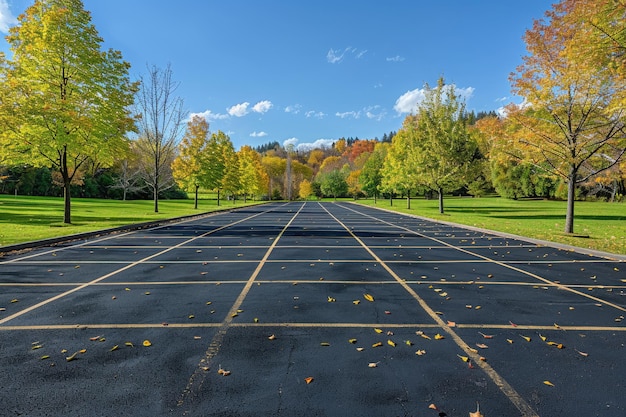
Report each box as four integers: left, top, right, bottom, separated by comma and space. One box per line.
320, 170, 348, 200
299, 178, 313, 200
0, 0, 137, 223
507, 0, 626, 233
380, 121, 421, 208
238, 145, 266, 202
171, 116, 209, 209
261, 155, 286, 199
408, 78, 478, 213
134, 64, 185, 213
360, 142, 389, 202
220, 139, 240, 203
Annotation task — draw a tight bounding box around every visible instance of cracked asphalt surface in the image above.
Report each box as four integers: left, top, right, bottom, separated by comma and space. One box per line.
1, 201, 625, 416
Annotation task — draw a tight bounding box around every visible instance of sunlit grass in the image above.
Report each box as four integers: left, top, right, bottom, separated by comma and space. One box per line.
0, 195, 264, 246
352, 196, 626, 255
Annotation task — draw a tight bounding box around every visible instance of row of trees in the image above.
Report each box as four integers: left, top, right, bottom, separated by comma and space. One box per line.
1, 0, 625, 235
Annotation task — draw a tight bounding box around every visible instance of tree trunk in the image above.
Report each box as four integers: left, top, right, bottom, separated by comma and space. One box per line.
389, 195, 393, 206
564, 168, 577, 234
217, 189, 220, 206
61, 148, 71, 224
374, 193, 377, 204
194, 185, 199, 210
154, 186, 159, 213
406, 190, 411, 209
438, 187, 444, 214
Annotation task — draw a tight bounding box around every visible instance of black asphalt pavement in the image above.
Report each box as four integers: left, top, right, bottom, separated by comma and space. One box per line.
0, 202, 624, 416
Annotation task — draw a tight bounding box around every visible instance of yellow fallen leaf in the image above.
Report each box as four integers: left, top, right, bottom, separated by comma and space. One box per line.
10, 299, 18, 303
254, 318, 259, 323
125, 342, 134, 347
304, 376, 314, 384
372, 342, 383, 348
89, 335, 101, 341
66, 351, 79, 362
142, 340, 152, 347
348, 339, 357, 344
356, 347, 364, 352
110, 345, 119, 351
352, 300, 360, 305
457, 354, 470, 362
368, 362, 378, 368
268, 334, 276, 340
405, 340, 413, 346
429, 403, 439, 410
420, 333, 431, 340
416, 349, 426, 356
320, 342, 330, 346
374, 328, 383, 334
31, 344, 43, 350
188, 315, 195, 319
218, 368, 231, 376
507, 339, 514, 344
539, 334, 547, 342
79, 349, 87, 354
520, 335, 531, 342
363, 293, 375, 302
543, 380, 555, 387
40, 355, 50, 360
469, 402, 484, 417
327, 296, 336, 302
387, 340, 396, 347
434, 334, 445, 340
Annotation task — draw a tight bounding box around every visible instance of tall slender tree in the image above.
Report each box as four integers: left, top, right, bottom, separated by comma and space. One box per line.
133, 64, 185, 213
0, 0, 137, 223
171, 116, 210, 209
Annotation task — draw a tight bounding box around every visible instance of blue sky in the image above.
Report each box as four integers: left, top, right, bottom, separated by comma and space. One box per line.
0, 0, 553, 150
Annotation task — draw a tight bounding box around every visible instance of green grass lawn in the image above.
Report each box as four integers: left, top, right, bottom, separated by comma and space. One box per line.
352, 196, 626, 255
0, 195, 264, 247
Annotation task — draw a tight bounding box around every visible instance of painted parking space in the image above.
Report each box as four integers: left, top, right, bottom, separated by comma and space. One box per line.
0, 201, 624, 416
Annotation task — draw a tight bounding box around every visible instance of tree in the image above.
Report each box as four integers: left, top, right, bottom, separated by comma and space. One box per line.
320, 170, 348, 200
507, 1, 626, 233
0, 0, 137, 223
360, 142, 389, 202
220, 139, 240, 203
133, 64, 185, 213
408, 78, 478, 213
380, 122, 421, 207
171, 116, 209, 209
238, 145, 266, 202
261, 155, 286, 199
299, 178, 312, 200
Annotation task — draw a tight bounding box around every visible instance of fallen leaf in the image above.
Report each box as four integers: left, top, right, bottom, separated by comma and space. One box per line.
320, 342, 330, 346
507, 339, 514, 344
434, 334, 445, 340
110, 345, 119, 351
144, 292, 150, 295
89, 335, 102, 341
374, 328, 383, 334
363, 293, 375, 302
476, 343, 488, 349
415, 349, 426, 356
405, 340, 413, 346
268, 334, 276, 340
66, 351, 79, 362
539, 334, 547, 342
478, 332, 493, 339
79, 349, 87, 354
469, 402, 484, 417
447, 321, 456, 327
188, 315, 195, 319
368, 362, 378, 368
10, 299, 18, 303
520, 335, 531, 342
31, 344, 43, 350
218, 367, 231, 376
356, 347, 365, 352
193, 336, 201, 340
457, 354, 470, 362
348, 338, 357, 344
420, 333, 432, 340
543, 380, 555, 387
125, 342, 134, 347
142, 340, 152, 347
40, 355, 50, 360
575, 349, 589, 357
352, 300, 360, 305
327, 296, 336, 302
429, 403, 439, 410
372, 342, 383, 348
387, 340, 396, 347
509, 321, 518, 327
304, 376, 314, 384
384, 310, 391, 315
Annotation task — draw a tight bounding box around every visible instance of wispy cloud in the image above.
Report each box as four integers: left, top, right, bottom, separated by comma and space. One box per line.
283, 137, 335, 151
364, 105, 386, 121
250, 131, 268, 137
252, 100, 273, 113
327, 47, 367, 64
228, 102, 250, 117
336, 111, 360, 119
305, 110, 326, 119
495, 96, 509, 102
386, 55, 405, 62
394, 84, 475, 114
0, 0, 17, 34
284, 104, 302, 114
188, 110, 229, 122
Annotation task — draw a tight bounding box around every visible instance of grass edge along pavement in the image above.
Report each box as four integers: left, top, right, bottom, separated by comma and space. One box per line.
0, 195, 266, 252
352, 196, 626, 258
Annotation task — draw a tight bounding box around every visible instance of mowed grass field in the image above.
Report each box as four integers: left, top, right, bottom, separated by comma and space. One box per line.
354, 196, 626, 256
0, 195, 263, 247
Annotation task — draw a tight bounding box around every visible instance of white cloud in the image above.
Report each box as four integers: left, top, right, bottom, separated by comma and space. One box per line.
364, 105, 386, 121
228, 102, 250, 117
327, 47, 367, 63
250, 131, 268, 137
284, 138, 335, 151
188, 110, 229, 122
336, 111, 360, 119
252, 100, 273, 113
0, 0, 17, 34
305, 110, 326, 119
394, 84, 475, 114
284, 104, 302, 114
386, 55, 405, 62
495, 96, 509, 103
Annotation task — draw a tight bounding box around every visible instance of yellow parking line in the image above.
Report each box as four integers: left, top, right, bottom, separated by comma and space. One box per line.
321, 203, 540, 417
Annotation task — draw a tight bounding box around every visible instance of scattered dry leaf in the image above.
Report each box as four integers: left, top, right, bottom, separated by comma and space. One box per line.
353, 300, 360, 305
372, 342, 383, 348
476, 343, 488, 349
469, 402, 484, 417
457, 354, 470, 362
66, 351, 79, 362
320, 342, 330, 346
142, 340, 152, 347
575, 349, 588, 357
268, 334, 276, 340
304, 376, 314, 384
478, 332, 493, 339
447, 321, 456, 327
520, 335, 531, 342
110, 345, 119, 351
434, 334, 445, 340
327, 296, 336, 302
543, 380, 555, 387
387, 340, 396, 347
374, 328, 383, 334
368, 362, 378, 368
416, 349, 426, 356
363, 293, 375, 302
125, 342, 134, 347
348, 338, 357, 344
